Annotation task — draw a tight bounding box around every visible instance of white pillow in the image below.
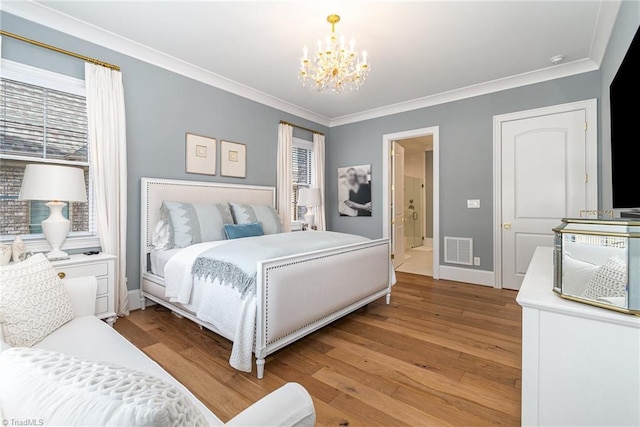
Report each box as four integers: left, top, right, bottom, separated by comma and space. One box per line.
0, 253, 74, 347
562, 254, 599, 296
0, 347, 208, 427
152, 220, 172, 250
581, 256, 627, 300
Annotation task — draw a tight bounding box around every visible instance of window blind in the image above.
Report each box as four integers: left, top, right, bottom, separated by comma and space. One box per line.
0, 78, 88, 161
292, 145, 312, 221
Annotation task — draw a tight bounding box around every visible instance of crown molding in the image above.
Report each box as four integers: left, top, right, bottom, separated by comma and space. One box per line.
0, 1, 332, 127
329, 59, 599, 127
589, 0, 622, 67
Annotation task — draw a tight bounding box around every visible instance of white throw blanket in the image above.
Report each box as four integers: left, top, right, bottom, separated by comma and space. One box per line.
164, 241, 226, 305
164, 241, 255, 371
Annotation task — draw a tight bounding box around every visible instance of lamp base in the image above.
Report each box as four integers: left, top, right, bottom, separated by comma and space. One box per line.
42, 201, 71, 260
45, 249, 70, 261
304, 212, 315, 230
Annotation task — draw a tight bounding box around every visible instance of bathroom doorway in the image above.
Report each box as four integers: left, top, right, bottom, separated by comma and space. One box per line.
397, 136, 434, 276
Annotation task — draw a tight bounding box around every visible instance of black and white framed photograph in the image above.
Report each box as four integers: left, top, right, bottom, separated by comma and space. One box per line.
185, 133, 216, 175
338, 164, 372, 217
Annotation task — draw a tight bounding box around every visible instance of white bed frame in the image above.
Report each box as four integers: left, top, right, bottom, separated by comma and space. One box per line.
140, 177, 392, 378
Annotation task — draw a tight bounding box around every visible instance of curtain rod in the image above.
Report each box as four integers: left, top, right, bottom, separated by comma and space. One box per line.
279, 120, 324, 136
0, 30, 121, 71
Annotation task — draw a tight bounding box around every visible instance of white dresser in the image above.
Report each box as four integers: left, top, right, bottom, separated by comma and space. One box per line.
51, 253, 117, 326
517, 247, 640, 426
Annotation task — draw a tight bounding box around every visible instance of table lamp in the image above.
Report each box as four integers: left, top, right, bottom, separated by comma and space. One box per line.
297, 188, 322, 229
19, 164, 88, 260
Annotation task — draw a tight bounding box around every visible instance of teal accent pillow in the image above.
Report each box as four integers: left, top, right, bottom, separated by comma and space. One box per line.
230, 203, 283, 235
223, 222, 264, 239
161, 201, 234, 248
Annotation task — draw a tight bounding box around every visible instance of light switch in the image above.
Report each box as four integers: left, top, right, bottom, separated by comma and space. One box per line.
467, 199, 480, 209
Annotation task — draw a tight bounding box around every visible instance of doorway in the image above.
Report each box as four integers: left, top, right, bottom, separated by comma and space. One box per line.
397, 136, 434, 276
493, 99, 598, 289
383, 127, 440, 279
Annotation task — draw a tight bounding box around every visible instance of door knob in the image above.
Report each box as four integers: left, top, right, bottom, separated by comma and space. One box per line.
503, 223, 512, 230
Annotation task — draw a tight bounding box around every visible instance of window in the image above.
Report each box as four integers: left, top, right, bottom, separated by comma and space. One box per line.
292, 138, 314, 222
0, 61, 93, 240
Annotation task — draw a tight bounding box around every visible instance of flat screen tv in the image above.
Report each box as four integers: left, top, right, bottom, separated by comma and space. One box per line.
610, 25, 640, 209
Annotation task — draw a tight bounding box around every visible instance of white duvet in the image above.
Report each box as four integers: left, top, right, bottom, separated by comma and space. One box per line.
163, 241, 256, 372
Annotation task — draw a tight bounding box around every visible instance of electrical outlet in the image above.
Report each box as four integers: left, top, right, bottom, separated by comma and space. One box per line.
467, 199, 480, 209
474, 257, 480, 266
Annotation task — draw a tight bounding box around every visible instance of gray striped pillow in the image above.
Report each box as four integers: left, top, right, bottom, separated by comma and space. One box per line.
161, 201, 234, 248
230, 203, 283, 235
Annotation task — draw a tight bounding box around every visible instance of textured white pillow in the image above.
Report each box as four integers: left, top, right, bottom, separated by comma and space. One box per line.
562, 254, 598, 296
0, 253, 74, 347
581, 256, 627, 300
0, 347, 208, 427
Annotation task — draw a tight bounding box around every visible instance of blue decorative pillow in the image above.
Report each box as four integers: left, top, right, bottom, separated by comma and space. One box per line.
230, 203, 283, 235
161, 201, 234, 248
223, 222, 264, 239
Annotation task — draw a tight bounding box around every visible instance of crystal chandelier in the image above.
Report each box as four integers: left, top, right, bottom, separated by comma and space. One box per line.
299, 14, 369, 94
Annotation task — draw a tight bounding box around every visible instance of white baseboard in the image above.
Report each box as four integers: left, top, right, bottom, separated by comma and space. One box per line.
439, 265, 495, 287
127, 289, 142, 310
127, 288, 155, 311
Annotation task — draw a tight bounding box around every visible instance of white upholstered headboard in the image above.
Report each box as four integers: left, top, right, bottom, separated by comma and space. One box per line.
140, 177, 276, 255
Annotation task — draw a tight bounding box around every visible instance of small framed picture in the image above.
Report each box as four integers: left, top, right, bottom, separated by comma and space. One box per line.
221, 140, 246, 178
186, 133, 216, 175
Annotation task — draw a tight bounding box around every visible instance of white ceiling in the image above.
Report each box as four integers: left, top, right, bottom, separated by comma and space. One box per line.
4, 1, 619, 126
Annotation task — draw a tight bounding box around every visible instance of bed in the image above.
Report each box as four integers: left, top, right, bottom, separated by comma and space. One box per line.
139, 177, 393, 378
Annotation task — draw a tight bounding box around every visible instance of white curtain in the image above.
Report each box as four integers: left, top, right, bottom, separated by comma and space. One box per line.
313, 133, 326, 231
277, 123, 293, 232
85, 63, 129, 316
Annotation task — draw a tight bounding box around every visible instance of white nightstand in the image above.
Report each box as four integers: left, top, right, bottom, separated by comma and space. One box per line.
50, 253, 117, 326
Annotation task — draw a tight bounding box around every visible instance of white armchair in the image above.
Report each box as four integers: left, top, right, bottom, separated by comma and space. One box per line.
1, 276, 316, 427
226, 382, 315, 426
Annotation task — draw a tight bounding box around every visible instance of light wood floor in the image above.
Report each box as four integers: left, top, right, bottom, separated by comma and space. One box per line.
115, 273, 522, 426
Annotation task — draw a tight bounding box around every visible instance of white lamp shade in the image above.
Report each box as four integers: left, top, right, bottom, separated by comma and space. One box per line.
298, 188, 322, 206
19, 164, 87, 202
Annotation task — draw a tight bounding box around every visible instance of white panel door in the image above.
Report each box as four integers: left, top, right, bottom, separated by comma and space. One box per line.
501, 110, 586, 290
392, 142, 405, 268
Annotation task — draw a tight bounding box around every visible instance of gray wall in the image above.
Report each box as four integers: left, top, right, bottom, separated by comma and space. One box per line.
327, 72, 601, 271
599, 0, 640, 209
1, 12, 328, 290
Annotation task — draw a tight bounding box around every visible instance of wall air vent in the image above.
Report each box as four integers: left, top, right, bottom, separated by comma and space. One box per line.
444, 237, 473, 265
